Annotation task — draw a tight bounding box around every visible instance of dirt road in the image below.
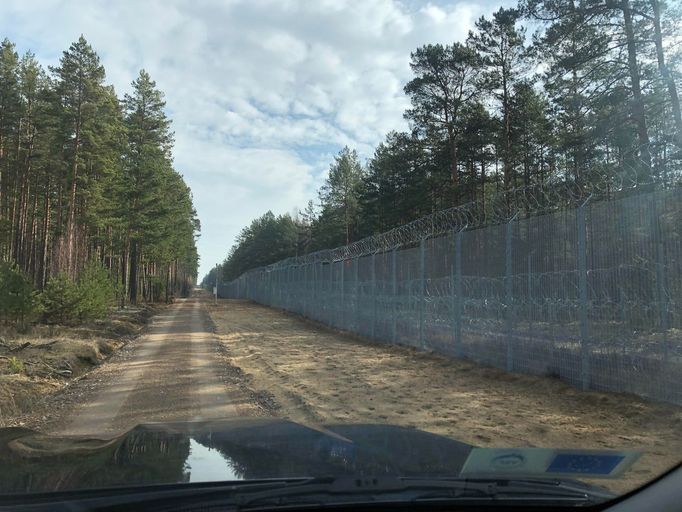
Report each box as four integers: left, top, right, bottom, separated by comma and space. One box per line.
208, 299, 682, 493
9, 295, 681, 493
35, 296, 254, 435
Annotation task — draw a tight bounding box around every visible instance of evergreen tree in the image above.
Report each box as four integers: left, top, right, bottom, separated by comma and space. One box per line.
50, 36, 111, 276
122, 69, 175, 304
469, 8, 528, 190
0, 39, 21, 258
404, 43, 482, 204
0, 36, 198, 314
318, 147, 365, 246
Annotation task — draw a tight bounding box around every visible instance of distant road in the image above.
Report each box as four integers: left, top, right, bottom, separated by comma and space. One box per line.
51, 294, 246, 436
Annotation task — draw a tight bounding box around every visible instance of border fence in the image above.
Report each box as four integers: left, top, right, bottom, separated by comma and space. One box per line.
219, 177, 682, 405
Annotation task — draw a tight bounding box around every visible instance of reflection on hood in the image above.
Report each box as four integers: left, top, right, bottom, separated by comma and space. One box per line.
0, 419, 473, 494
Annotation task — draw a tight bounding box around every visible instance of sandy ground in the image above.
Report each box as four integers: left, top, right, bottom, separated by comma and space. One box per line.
8, 296, 255, 436
207, 299, 682, 494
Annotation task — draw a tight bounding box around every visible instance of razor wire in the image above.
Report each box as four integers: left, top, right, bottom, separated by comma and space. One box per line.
218, 142, 682, 405
249, 142, 679, 272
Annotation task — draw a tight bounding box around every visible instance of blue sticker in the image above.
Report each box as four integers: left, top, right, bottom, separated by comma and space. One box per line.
546, 454, 625, 475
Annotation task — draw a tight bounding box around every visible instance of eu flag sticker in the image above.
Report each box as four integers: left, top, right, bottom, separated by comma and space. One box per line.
547, 454, 625, 475
461, 448, 640, 478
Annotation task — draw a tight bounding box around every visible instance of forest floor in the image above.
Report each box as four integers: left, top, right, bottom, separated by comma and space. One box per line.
207, 299, 682, 494
0, 306, 158, 427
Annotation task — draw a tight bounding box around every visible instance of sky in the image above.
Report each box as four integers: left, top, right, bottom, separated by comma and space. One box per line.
1, 0, 511, 279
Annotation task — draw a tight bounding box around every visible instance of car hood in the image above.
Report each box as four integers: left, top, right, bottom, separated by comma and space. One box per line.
0, 419, 475, 494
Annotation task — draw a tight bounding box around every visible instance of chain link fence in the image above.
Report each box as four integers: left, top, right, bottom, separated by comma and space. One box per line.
219, 185, 682, 405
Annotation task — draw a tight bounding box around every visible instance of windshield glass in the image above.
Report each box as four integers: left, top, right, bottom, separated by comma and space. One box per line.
0, 0, 680, 507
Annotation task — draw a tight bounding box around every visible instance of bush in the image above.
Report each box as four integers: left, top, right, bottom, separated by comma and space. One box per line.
77, 261, 115, 322
39, 262, 115, 325
39, 273, 82, 325
0, 263, 35, 326
7, 356, 25, 375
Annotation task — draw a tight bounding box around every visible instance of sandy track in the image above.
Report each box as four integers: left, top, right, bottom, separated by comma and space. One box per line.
208, 299, 682, 493
28, 296, 256, 436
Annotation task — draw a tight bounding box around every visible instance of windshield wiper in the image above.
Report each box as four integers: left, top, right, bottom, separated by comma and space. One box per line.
233, 475, 615, 509
0, 476, 616, 511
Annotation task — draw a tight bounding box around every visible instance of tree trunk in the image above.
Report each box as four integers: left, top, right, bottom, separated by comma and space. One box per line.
448, 127, 459, 206
650, 0, 682, 144
621, 0, 652, 175
28, 189, 38, 281
502, 71, 512, 192
120, 238, 128, 308
40, 183, 50, 288
129, 239, 138, 305
66, 95, 82, 277
165, 264, 170, 303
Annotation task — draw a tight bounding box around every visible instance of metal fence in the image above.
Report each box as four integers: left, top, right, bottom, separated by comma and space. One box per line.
219, 186, 682, 405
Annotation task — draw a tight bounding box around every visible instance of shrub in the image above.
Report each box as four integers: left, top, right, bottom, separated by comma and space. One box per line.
39, 262, 115, 325
0, 263, 35, 326
39, 273, 82, 325
7, 356, 25, 375
77, 261, 115, 322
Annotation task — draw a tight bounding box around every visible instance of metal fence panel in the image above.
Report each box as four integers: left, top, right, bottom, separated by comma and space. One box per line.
217, 187, 682, 405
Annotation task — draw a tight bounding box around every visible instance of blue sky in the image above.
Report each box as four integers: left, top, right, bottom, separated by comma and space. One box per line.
1, 0, 511, 279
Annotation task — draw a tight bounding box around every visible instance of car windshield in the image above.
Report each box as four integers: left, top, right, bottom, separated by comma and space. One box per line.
0, 0, 680, 508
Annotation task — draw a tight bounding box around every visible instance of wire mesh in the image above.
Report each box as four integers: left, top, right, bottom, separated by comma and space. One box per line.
218, 183, 682, 405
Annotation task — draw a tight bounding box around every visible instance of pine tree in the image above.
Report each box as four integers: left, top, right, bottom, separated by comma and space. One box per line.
121, 69, 174, 304
318, 147, 365, 246
0, 39, 21, 259
404, 43, 482, 204
469, 8, 527, 191
50, 36, 109, 276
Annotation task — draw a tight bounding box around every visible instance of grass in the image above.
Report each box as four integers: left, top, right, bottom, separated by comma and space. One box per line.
7, 357, 24, 375
0, 304, 163, 426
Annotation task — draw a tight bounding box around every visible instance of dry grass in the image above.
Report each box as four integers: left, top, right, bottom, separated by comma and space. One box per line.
0, 305, 159, 426
208, 299, 682, 495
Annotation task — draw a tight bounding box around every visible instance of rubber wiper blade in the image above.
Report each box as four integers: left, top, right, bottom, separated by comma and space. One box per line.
404, 477, 615, 503
234, 475, 613, 509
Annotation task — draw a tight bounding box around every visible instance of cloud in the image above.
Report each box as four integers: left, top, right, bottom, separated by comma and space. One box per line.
0, 0, 512, 278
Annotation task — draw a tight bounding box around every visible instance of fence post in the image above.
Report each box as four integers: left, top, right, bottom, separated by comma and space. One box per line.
329, 260, 334, 326
264, 270, 272, 306
419, 238, 426, 349
308, 263, 313, 316
293, 266, 297, 310
392, 248, 397, 344
527, 252, 533, 340
577, 197, 591, 391
291, 266, 295, 311
310, 263, 315, 312
371, 253, 377, 339
452, 229, 463, 357
354, 256, 360, 332
285, 268, 289, 307
279, 267, 283, 307
303, 264, 308, 317
314, 261, 324, 320
656, 241, 669, 363
297, 265, 301, 311
649, 192, 670, 366
340, 259, 345, 329
290, 266, 294, 309
505, 214, 518, 372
